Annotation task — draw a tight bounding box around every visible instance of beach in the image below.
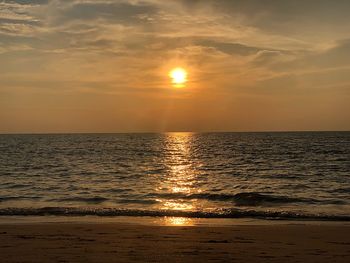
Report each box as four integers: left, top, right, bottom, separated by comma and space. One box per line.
1, 219, 349, 262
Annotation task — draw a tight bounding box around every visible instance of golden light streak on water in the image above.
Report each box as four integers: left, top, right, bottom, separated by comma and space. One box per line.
163, 216, 194, 226
157, 132, 201, 212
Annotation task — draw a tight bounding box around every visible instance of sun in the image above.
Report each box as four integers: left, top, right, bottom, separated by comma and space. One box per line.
169, 67, 187, 86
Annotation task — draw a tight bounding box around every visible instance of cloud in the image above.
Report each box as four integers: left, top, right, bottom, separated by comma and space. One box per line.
196, 40, 273, 56
0, 0, 46, 38
0, 1, 43, 21
0, 2, 349, 92
262, 39, 350, 73
55, 1, 158, 25
3, 0, 49, 4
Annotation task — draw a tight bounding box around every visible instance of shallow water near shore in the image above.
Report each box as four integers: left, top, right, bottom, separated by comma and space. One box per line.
1, 216, 350, 227
1, 132, 349, 221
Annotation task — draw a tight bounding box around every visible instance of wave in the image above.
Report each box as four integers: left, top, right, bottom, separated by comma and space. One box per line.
146, 192, 325, 206
49, 197, 158, 205
0, 196, 42, 202
7, 184, 31, 189
2, 192, 345, 207
0, 207, 349, 221
49, 197, 109, 204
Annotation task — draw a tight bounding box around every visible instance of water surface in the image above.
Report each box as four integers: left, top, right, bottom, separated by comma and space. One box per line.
0, 132, 349, 220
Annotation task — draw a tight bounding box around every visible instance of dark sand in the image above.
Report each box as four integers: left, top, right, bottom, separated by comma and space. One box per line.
0, 221, 349, 262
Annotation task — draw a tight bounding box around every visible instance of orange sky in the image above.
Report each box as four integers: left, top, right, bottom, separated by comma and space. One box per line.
0, 0, 349, 133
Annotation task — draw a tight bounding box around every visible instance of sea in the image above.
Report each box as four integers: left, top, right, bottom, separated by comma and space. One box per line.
0, 132, 349, 221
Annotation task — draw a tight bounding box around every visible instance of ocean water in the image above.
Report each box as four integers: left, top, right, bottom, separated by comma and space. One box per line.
0, 132, 349, 220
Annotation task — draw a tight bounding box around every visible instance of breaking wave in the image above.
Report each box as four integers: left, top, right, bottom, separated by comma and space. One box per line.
0, 207, 349, 221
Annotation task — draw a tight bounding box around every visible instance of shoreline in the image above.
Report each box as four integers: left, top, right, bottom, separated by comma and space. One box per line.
1, 215, 350, 227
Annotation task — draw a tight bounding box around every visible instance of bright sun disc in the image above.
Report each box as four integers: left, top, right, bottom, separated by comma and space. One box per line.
169, 67, 187, 86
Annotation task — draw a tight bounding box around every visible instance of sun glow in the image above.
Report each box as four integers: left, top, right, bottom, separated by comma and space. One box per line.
169, 67, 187, 87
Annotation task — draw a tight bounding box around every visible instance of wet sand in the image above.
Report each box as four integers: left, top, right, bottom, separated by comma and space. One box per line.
0, 222, 349, 262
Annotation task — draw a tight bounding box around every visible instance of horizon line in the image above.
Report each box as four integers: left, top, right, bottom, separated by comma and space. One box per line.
0, 130, 349, 135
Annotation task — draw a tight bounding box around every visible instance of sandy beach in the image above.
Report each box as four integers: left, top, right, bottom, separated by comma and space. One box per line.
0, 219, 349, 262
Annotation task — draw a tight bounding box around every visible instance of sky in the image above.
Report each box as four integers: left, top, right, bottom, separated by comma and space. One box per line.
0, 0, 349, 133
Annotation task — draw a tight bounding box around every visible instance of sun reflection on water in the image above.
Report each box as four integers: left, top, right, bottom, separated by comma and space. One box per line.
163, 216, 194, 226
157, 133, 202, 220
162, 201, 194, 210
